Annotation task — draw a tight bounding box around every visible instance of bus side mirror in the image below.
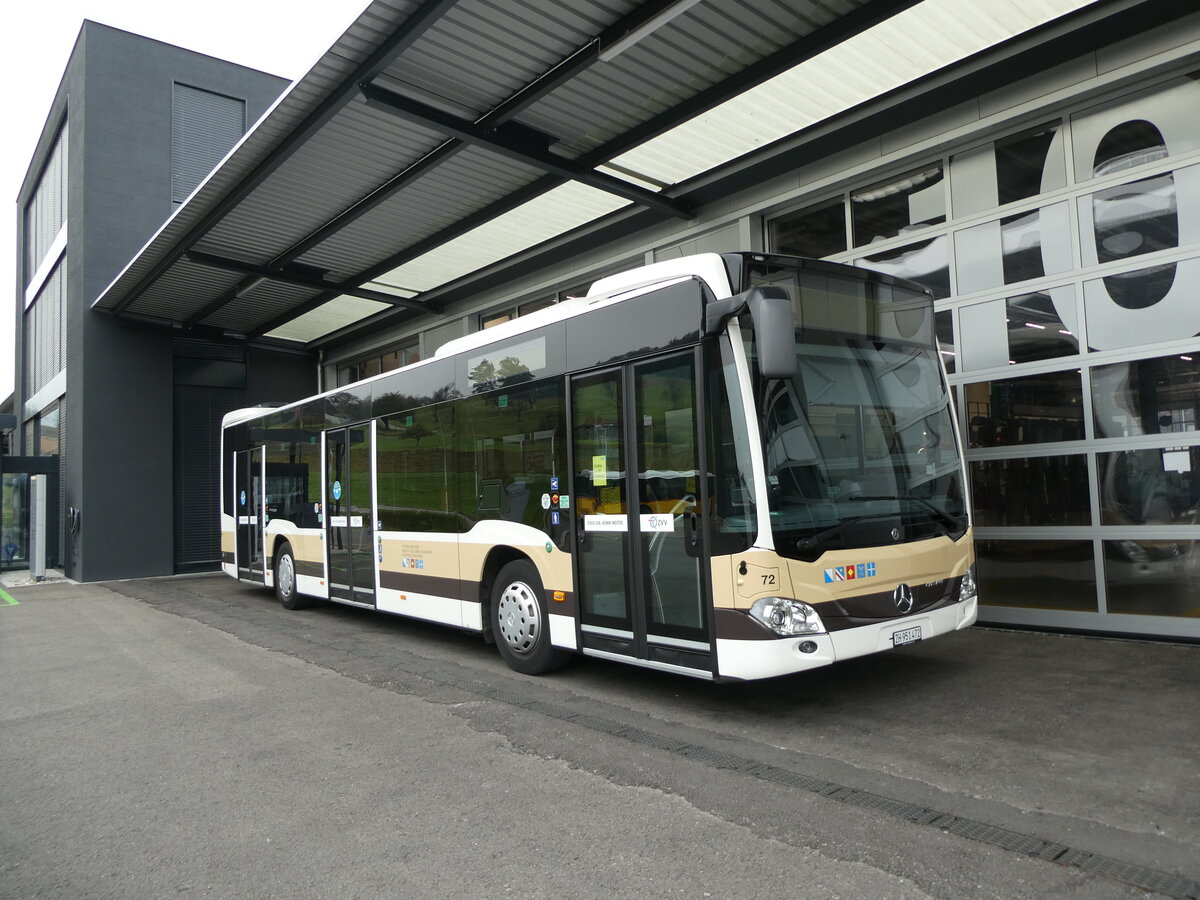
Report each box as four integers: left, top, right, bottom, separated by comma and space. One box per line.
747, 286, 797, 380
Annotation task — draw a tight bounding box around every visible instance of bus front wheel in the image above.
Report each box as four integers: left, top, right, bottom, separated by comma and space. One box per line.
275, 542, 311, 610
491, 560, 569, 675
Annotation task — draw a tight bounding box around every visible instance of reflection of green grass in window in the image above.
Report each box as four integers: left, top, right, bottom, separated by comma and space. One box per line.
378, 410, 455, 531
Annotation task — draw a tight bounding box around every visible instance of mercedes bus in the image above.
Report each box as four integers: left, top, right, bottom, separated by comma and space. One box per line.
221, 252, 977, 681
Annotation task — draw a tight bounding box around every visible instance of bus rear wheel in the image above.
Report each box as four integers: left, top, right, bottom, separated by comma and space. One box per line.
491, 560, 569, 675
275, 542, 311, 610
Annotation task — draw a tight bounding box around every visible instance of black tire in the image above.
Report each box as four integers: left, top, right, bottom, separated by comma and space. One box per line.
490, 560, 570, 675
274, 542, 311, 610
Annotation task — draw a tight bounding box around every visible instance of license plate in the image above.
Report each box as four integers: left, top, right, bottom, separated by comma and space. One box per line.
892, 625, 922, 647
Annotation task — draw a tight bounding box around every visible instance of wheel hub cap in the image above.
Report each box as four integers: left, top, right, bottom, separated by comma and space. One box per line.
497, 581, 540, 655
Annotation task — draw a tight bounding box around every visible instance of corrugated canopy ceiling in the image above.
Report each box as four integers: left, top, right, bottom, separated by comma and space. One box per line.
93, 0, 1105, 347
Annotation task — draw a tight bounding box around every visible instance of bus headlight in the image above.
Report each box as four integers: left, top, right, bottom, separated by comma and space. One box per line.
749, 597, 825, 636
959, 564, 978, 604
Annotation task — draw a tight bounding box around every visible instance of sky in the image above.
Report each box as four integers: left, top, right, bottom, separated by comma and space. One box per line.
0, 0, 369, 403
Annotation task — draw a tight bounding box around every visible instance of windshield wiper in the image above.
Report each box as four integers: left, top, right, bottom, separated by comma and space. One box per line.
846, 494, 964, 535
795, 514, 875, 551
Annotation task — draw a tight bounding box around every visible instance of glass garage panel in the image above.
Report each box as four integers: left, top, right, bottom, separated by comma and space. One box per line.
1098, 448, 1200, 526
1006, 288, 1079, 365
768, 196, 847, 259
1104, 539, 1200, 617
970, 455, 1090, 527
950, 121, 1065, 217
851, 165, 946, 246
976, 539, 1097, 611
857, 235, 950, 299
1070, 72, 1200, 183
963, 370, 1085, 448
1091, 353, 1200, 439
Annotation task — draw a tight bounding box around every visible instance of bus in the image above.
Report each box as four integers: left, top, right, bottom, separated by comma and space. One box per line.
221, 252, 977, 681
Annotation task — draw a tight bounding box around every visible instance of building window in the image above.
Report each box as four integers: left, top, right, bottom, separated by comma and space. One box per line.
767, 196, 847, 259
24, 120, 68, 280
851, 164, 945, 247
338, 339, 420, 387
172, 83, 246, 205
480, 295, 559, 331
24, 259, 66, 397
35, 404, 60, 457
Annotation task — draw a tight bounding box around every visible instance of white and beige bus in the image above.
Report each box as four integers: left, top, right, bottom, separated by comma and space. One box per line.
221, 252, 977, 681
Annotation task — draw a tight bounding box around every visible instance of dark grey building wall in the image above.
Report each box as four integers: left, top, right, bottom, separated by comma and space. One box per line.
17, 22, 309, 582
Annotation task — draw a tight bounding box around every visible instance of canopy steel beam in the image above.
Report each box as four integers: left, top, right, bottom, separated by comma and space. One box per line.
185, 250, 428, 312
107, 0, 461, 317
359, 81, 694, 220
300, 0, 925, 345
188, 0, 693, 337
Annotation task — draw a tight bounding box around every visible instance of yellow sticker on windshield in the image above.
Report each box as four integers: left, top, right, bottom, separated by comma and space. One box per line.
593, 455, 607, 486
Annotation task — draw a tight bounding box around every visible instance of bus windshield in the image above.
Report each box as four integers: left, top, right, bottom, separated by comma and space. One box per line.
746, 261, 967, 562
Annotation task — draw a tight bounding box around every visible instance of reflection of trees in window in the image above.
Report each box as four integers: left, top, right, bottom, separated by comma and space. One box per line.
469, 356, 533, 394
461, 380, 564, 529
374, 385, 459, 417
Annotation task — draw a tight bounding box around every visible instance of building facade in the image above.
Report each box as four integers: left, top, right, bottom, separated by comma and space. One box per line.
13, 5, 1200, 641
13, 23, 313, 581
322, 9, 1200, 640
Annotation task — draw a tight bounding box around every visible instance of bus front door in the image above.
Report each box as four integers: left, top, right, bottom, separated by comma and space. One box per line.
571, 351, 712, 675
325, 424, 377, 605
235, 447, 265, 583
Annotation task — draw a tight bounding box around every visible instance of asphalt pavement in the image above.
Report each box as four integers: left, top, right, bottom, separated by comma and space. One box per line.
1, 573, 1198, 899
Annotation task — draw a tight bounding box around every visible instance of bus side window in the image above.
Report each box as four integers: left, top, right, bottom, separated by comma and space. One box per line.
462, 379, 564, 530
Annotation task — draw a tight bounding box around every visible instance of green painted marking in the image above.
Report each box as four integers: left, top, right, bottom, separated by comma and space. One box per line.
0, 589, 17, 607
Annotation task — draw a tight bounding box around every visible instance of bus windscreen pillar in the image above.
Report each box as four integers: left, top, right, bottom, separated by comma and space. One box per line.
29, 474, 47, 582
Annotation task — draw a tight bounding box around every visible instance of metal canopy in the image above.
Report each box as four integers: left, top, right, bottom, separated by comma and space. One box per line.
93, 0, 1113, 348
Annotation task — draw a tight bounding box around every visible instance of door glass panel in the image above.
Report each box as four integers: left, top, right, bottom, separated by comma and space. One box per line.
348, 426, 375, 595
2, 474, 30, 566
326, 431, 351, 591
249, 448, 263, 574
235, 448, 264, 579
573, 371, 630, 627
635, 357, 706, 639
